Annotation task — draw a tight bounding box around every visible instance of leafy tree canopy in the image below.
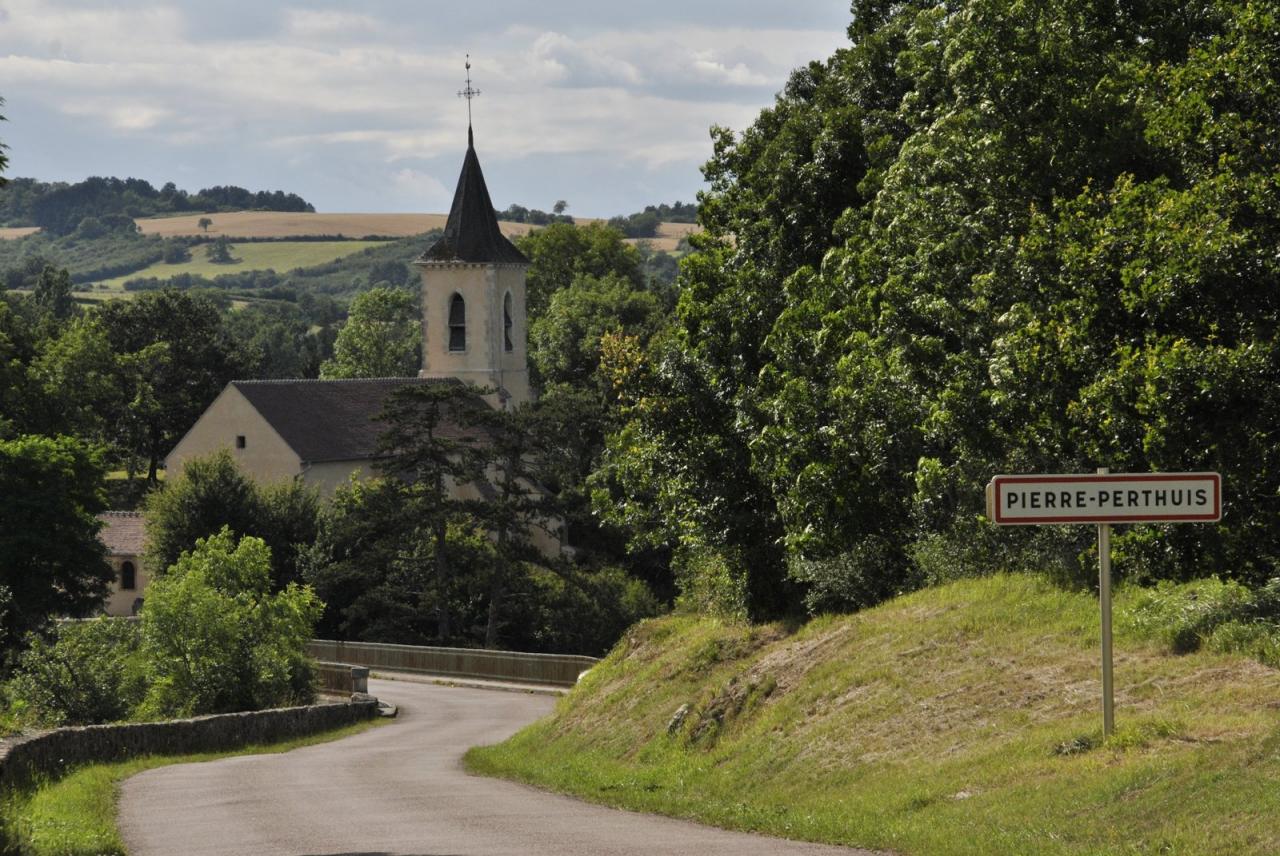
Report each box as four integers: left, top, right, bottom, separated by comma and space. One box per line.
514, 222, 644, 319
602, 0, 1280, 618
145, 449, 319, 591
319, 286, 420, 380
0, 434, 112, 648
140, 527, 320, 716
97, 289, 249, 480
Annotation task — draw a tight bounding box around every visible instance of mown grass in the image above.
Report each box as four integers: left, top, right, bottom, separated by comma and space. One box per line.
1, 717, 385, 856
467, 574, 1280, 856
91, 240, 389, 289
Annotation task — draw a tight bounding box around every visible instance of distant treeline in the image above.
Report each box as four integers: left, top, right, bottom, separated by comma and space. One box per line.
496, 201, 699, 239
495, 203, 574, 226
607, 201, 698, 239
0, 176, 314, 234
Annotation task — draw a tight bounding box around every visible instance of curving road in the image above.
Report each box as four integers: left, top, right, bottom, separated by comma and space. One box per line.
119, 678, 878, 856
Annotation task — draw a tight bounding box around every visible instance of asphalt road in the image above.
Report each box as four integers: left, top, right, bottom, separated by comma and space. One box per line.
118, 678, 878, 856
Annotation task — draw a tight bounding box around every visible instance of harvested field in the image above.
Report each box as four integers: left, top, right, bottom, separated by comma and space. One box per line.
0, 227, 40, 240
134, 212, 528, 240
134, 211, 700, 251
641, 221, 699, 252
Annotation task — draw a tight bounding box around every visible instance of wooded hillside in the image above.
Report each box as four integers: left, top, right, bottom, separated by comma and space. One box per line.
598, 0, 1280, 618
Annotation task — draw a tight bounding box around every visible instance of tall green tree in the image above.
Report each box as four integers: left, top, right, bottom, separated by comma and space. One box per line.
514, 222, 644, 318
28, 314, 125, 446
97, 289, 246, 481
0, 297, 47, 439
604, 0, 1278, 617
31, 265, 75, 320
467, 404, 546, 648
528, 273, 663, 391
144, 449, 319, 591
319, 287, 420, 379
0, 435, 112, 648
374, 382, 487, 640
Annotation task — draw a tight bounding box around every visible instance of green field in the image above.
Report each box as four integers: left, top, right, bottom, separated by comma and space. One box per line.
469, 574, 1280, 856
90, 241, 390, 289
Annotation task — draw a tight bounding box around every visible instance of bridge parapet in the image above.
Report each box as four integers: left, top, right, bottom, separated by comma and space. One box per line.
307, 640, 598, 687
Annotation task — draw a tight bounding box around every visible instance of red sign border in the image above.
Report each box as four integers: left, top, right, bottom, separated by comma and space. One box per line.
989, 472, 1222, 525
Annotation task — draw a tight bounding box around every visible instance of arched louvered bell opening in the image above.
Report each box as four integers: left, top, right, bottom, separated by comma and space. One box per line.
504, 292, 514, 352
448, 293, 466, 351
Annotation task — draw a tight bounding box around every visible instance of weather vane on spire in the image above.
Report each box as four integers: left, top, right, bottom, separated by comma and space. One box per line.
458, 55, 480, 128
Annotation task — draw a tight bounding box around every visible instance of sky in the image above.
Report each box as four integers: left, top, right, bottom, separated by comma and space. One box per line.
0, 1, 852, 218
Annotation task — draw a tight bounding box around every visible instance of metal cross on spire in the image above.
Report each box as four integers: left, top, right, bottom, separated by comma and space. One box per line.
458, 55, 480, 129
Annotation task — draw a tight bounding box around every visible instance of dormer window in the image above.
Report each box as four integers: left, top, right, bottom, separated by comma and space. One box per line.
449, 294, 466, 351
504, 292, 514, 352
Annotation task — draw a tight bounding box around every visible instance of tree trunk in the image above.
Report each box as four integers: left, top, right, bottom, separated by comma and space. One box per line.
433, 519, 452, 642
484, 560, 505, 650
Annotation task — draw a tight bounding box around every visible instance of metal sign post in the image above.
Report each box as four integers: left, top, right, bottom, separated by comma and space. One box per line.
1096, 469, 1114, 737
986, 470, 1222, 738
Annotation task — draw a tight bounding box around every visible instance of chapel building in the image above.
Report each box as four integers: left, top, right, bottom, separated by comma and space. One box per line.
167, 125, 536, 493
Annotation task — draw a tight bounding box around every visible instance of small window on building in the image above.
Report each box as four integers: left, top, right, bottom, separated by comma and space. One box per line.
120, 561, 136, 591
504, 292, 514, 352
235, 435, 246, 449
448, 293, 466, 351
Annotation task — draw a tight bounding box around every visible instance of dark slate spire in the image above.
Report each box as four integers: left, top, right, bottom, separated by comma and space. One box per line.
420, 130, 528, 265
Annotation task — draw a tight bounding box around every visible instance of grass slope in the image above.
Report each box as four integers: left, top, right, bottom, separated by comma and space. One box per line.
92, 240, 389, 289
468, 575, 1280, 856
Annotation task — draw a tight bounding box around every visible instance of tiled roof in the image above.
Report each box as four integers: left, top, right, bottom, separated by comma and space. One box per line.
98, 511, 146, 556
419, 128, 529, 265
232, 377, 483, 464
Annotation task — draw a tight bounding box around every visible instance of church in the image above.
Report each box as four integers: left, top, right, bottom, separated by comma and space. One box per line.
166, 121, 555, 550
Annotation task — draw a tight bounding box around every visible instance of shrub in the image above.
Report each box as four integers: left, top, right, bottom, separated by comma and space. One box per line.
789, 536, 921, 615
6, 619, 146, 726
1123, 577, 1269, 654
162, 241, 191, 264
672, 547, 748, 619
139, 527, 321, 717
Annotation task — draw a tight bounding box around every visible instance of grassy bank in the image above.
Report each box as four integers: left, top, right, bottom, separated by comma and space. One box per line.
467, 574, 1280, 856
1, 718, 384, 856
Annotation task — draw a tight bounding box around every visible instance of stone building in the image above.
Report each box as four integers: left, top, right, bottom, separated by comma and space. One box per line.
97, 511, 147, 616
165, 126, 561, 554
416, 126, 532, 407
166, 376, 483, 496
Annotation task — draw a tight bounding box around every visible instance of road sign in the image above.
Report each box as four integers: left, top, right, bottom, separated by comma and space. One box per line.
986, 472, 1221, 525
984, 469, 1223, 738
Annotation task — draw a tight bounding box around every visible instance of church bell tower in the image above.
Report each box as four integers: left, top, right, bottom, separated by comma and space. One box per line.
414, 61, 532, 407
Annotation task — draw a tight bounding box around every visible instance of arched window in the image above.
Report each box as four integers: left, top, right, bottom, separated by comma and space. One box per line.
120, 561, 136, 591
503, 292, 514, 352
448, 294, 466, 351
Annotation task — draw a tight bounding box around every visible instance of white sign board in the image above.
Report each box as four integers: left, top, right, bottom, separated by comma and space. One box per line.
986, 472, 1221, 525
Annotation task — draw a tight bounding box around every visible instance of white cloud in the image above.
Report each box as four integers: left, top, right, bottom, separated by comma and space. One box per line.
390, 168, 451, 208
527, 31, 643, 87
284, 9, 382, 39
0, 1, 851, 212
60, 102, 172, 131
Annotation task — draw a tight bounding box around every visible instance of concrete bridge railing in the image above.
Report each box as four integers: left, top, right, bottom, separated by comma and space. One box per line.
315, 661, 369, 695
307, 640, 599, 688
